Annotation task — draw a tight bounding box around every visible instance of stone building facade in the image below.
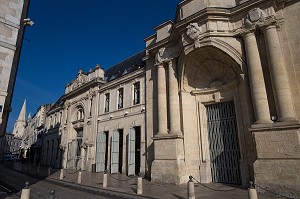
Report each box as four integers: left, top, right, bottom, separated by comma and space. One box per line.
42, 51, 146, 176
20, 104, 51, 163
41, 98, 63, 168
144, 0, 300, 197
0, 0, 31, 136
0, 133, 22, 161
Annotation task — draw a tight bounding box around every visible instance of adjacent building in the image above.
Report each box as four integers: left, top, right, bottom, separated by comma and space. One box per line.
0, 0, 31, 136
0, 133, 22, 161
41, 51, 146, 176
17, 103, 52, 164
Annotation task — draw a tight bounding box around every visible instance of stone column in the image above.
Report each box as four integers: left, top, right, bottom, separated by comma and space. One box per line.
167, 59, 182, 135
157, 63, 168, 135
263, 24, 296, 122
242, 31, 273, 124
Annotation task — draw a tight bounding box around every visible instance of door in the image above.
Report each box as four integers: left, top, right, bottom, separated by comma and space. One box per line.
127, 128, 136, 176
206, 101, 241, 184
96, 132, 106, 172
110, 130, 119, 174
67, 140, 77, 169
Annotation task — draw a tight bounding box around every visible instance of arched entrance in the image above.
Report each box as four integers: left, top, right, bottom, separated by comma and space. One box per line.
182, 46, 248, 185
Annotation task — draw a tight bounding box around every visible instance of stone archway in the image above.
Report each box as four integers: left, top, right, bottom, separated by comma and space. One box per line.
181, 46, 249, 185
183, 46, 241, 91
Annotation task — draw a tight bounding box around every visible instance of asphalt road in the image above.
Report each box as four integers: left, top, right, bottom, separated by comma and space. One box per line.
0, 164, 130, 199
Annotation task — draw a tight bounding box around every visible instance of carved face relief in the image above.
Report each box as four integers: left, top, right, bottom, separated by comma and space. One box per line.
249, 8, 262, 22
244, 8, 266, 29
186, 23, 201, 40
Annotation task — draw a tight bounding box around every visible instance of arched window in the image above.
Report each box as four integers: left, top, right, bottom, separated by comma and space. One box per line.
77, 107, 84, 121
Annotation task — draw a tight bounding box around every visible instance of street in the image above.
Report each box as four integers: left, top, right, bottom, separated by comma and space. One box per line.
0, 164, 133, 199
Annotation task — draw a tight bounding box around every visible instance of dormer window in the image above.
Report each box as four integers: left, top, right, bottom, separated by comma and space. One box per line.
109, 74, 117, 81
122, 67, 131, 75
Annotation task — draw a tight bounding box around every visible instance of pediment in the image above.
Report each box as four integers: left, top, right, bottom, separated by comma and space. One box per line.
70, 70, 88, 90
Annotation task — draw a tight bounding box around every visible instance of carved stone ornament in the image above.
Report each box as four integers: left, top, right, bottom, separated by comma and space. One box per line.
186, 23, 201, 40
155, 47, 167, 64
244, 8, 266, 29
72, 69, 88, 90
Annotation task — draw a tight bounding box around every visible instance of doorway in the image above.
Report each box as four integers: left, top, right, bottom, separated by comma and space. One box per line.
206, 101, 241, 184
127, 126, 141, 176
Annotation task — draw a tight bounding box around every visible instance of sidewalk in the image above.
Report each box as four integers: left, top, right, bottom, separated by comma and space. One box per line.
11, 162, 286, 199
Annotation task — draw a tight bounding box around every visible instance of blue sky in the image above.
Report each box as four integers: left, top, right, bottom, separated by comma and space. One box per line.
7, 0, 180, 132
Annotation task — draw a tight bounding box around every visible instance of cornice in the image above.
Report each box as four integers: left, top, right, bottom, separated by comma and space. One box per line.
62, 78, 105, 100
97, 68, 145, 93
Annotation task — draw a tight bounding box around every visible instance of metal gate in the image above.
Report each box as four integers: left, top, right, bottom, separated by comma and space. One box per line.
206, 101, 241, 184
96, 132, 106, 172
67, 140, 80, 169
127, 128, 136, 176
111, 130, 119, 174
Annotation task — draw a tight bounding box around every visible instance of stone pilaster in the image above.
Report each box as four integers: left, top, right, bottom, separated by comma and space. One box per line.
157, 63, 168, 135
242, 30, 273, 124
167, 59, 182, 135
263, 24, 296, 122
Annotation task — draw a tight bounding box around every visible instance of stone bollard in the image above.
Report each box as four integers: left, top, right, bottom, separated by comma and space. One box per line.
77, 169, 82, 184
20, 181, 30, 199
48, 167, 51, 177
59, 169, 64, 180
248, 181, 258, 199
103, 170, 107, 188
137, 174, 143, 195
187, 176, 195, 199
47, 190, 56, 199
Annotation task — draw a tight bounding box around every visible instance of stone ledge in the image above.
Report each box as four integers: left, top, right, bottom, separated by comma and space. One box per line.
152, 134, 183, 140
250, 120, 300, 132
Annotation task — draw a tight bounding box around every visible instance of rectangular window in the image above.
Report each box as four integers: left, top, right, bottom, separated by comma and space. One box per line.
89, 99, 93, 116
58, 113, 62, 124
133, 82, 140, 105
118, 88, 124, 109
105, 93, 110, 112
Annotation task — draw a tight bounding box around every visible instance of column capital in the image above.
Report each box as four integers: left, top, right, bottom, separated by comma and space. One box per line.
260, 22, 278, 32
154, 62, 166, 68
240, 28, 256, 38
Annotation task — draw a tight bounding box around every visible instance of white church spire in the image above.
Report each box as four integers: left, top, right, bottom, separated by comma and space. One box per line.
12, 99, 27, 138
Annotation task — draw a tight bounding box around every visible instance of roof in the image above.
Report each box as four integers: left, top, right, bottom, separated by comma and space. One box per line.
47, 97, 63, 114
105, 50, 146, 82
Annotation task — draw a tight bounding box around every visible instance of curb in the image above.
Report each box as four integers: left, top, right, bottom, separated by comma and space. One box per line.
45, 177, 157, 199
